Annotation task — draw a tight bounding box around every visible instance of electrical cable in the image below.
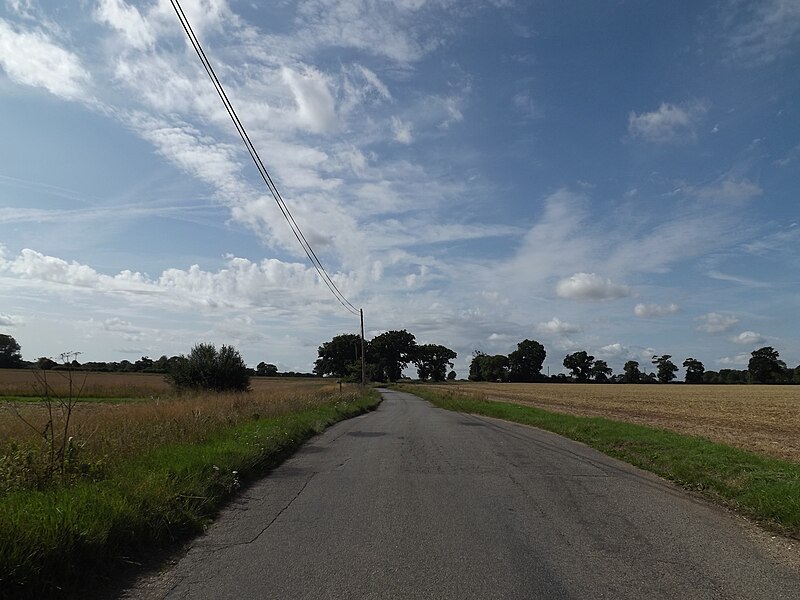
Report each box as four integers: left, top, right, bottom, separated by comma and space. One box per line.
169, 0, 360, 316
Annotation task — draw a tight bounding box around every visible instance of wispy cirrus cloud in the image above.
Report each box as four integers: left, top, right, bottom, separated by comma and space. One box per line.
696, 312, 739, 334
722, 0, 800, 66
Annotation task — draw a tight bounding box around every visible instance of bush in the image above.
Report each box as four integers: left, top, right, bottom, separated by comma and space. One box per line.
167, 343, 251, 392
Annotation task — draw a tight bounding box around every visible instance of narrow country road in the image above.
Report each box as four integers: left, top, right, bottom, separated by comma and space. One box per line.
124, 389, 798, 599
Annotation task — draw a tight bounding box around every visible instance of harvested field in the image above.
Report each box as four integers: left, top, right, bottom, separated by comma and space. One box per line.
417, 382, 800, 463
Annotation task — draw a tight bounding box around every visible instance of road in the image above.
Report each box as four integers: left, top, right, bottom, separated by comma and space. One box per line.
125, 388, 798, 599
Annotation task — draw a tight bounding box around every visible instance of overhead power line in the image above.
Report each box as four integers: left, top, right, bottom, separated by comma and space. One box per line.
169, 0, 360, 316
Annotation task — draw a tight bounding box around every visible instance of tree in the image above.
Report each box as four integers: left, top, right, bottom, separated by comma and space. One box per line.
682, 358, 705, 384
36, 356, 57, 371
256, 362, 279, 377
563, 351, 595, 381
623, 360, 641, 383
590, 359, 613, 382
167, 343, 251, 392
447, 370, 457, 381
313, 333, 362, 378
0, 334, 22, 368
508, 339, 546, 382
469, 351, 509, 382
748, 346, 787, 384
652, 355, 678, 383
414, 344, 457, 381
370, 330, 417, 382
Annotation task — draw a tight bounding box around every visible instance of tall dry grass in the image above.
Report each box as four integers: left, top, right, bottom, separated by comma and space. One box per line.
0, 369, 172, 397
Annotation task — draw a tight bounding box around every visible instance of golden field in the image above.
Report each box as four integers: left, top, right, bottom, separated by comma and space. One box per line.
0, 370, 346, 468
418, 382, 800, 463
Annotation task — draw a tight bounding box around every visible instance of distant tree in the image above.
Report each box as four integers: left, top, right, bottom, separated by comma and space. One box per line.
590, 359, 613, 382
36, 356, 57, 371
703, 370, 720, 384
414, 344, 457, 381
0, 334, 23, 368
563, 351, 595, 381
167, 343, 251, 392
623, 360, 641, 384
682, 358, 705, 384
652, 355, 678, 383
256, 362, 279, 377
370, 330, 417, 382
135, 356, 154, 371
313, 333, 362, 378
794, 365, 800, 384
748, 347, 787, 384
469, 351, 509, 382
447, 370, 457, 381
508, 339, 546, 382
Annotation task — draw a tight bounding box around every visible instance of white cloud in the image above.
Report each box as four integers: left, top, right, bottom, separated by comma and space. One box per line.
717, 353, 750, 366
0, 248, 359, 313
707, 270, 771, 288
628, 100, 708, 143
537, 317, 579, 334
691, 178, 762, 204
731, 330, 766, 345
633, 303, 680, 318
556, 272, 630, 301
391, 116, 414, 144
94, 0, 155, 50
0, 313, 23, 327
723, 0, 800, 66
0, 19, 90, 100
281, 66, 338, 133
695, 312, 739, 333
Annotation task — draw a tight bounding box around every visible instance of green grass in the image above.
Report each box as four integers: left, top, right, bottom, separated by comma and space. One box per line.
0, 390, 380, 599
405, 386, 800, 539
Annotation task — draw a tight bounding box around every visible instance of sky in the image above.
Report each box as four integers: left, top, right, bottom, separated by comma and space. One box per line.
1, 0, 799, 377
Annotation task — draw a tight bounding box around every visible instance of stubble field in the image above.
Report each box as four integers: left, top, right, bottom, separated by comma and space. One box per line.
417, 382, 800, 463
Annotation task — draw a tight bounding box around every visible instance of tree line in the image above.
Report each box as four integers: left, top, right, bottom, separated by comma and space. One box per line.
467, 341, 799, 384
314, 330, 456, 382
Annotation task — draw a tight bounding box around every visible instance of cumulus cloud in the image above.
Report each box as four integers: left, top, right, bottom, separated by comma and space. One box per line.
556, 273, 630, 301
633, 303, 680, 318
695, 312, 739, 333
0, 19, 90, 100
537, 317, 579, 334
731, 330, 766, 345
628, 100, 708, 143
0, 248, 358, 313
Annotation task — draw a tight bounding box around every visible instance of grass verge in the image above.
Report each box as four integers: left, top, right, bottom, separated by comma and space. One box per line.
0, 390, 380, 599
404, 385, 800, 539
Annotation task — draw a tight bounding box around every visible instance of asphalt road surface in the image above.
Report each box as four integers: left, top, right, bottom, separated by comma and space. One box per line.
125, 388, 799, 599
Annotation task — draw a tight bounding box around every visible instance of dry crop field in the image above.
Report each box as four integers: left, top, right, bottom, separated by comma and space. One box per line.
0, 369, 343, 476
419, 382, 800, 463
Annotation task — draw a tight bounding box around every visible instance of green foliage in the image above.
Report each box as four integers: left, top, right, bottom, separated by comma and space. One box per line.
0, 334, 23, 369
590, 359, 612, 382
683, 357, 705, 384
370, 330, 417, 382
468, 351, 509, 382
623, 360, 641, 383
0, 391, 380, 598
410, 387, 800, 539
748, 346, 787, 384
167, 344, 251, 392
652, 354, 678, 383
256, 362, 278, 377
508, 339, 546, 382
414, 344, 457, 381
313, 334, 362, 378
563, 350, 595, 381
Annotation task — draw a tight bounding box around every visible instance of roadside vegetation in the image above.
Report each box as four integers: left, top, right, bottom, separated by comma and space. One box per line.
405, 385, 800, 539
0, 358, 379, 598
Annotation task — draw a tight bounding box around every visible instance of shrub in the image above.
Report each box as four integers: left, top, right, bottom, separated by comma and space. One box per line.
167, 343, 251, 392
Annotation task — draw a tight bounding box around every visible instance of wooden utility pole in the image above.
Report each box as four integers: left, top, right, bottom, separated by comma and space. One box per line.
360, 308, 366, 388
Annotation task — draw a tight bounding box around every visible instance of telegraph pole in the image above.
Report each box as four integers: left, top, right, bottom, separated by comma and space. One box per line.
360, 308, 366, 388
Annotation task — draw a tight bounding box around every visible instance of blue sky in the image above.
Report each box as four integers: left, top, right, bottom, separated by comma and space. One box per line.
1, 0, 799, 377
